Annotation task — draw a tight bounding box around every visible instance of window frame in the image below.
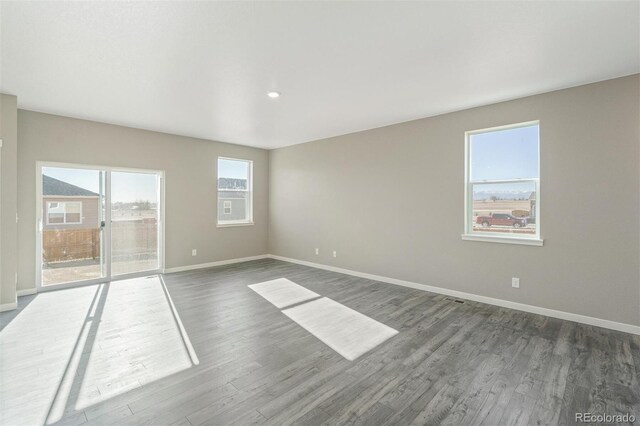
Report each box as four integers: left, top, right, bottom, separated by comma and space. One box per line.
462, 120, 543, 246
46, 201, 83, 225
216, 157, 254, 227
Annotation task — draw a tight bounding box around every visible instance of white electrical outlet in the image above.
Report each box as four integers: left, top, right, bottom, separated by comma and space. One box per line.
333, 251, 337, 258
512, 277, 520, 288
192, 249, 197, 256
315, 248, 319, 255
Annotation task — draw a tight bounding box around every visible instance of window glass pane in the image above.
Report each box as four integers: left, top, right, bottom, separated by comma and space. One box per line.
41, 167, 104, 285
470, 123, 539, 181
66, 202, 81, 213
217, 158, 251, 223
111, 171, 160, 276
66, 213, 81, 223
48, 213, 64, 224
472, 181, 536, 235
218, 158, 249, 190
218, 194, 248, 221
48, 202, 64, 214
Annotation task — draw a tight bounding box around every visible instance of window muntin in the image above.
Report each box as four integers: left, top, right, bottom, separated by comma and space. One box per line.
465, 122, 540, 241
47, 201, 82, 225
217, 158, 253, 225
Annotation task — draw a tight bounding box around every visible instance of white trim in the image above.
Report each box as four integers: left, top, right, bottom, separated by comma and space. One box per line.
43, 195, 99, 199
217, 157, 253, 226
266, 254, 640, 336
159, 173, 166, 281
461, 234, 544, 246
39, 160, 164, 175
35, 165, 43, 290
216, 221, 255, 228
464, 121, 541, 243
0, 302, 17, 312
39, 276, 109, 292
465, 120, 540, 137
105, 170, 112, 280
37, 269, 162, 293
164, 255, 268, 274
108, 268, 162, 281
36, 161, 165, 290
22, 254, 266, 289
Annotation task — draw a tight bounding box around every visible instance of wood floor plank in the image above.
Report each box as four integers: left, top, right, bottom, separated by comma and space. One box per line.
1, 258, 638, 426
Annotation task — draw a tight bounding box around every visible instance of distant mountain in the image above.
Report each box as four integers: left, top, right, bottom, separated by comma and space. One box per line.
473, 190, 533, 201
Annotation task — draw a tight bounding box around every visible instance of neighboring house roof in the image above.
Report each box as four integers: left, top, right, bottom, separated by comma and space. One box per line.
43, 175, 99, 197
218, 177, 247, 190
528, 191, 536, 200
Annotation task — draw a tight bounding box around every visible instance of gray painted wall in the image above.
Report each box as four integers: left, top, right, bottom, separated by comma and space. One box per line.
0, 94, 18, 306
269, 74, 640, 327
17, 110, 269, 292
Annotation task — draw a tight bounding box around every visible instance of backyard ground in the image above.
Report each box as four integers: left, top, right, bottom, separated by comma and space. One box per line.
43, 258, 159, 285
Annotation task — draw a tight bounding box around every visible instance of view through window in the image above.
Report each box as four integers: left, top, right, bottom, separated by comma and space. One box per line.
466, 122, 540, 239
217, 157, 253, 225
41, 166, 161, 286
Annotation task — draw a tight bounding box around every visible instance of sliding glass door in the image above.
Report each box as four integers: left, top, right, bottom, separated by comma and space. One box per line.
111, 171, 161, 276
38, 164, 163, 288
40, 167, 106, 286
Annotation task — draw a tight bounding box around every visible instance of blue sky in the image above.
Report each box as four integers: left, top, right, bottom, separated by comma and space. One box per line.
111, 172, 158, 203
218, 158, 249, 180
43, 167, 158, 203
43, 159, 248, 203
470, 124, 539, 183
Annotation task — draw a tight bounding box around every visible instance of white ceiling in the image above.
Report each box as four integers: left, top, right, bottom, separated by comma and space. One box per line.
1, 1, 639, 149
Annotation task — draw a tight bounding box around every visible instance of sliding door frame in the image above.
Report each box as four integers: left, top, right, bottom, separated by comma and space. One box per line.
35, 161, 165, 292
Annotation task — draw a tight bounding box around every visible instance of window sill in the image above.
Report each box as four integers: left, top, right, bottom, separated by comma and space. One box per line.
217, 222, 255, 228
461, 234, 543, 246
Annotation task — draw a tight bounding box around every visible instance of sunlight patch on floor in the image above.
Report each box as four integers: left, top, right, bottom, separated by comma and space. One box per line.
248, 278, 398, 361
0, 276, 197, 425
248, 278, 320, 308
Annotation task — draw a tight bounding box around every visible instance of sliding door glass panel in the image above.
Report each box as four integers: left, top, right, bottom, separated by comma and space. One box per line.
111, 171, 160, 276
41, 167, 106, 286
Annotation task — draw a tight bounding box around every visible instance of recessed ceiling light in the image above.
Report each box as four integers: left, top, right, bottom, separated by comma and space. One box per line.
267, 91, 281, 99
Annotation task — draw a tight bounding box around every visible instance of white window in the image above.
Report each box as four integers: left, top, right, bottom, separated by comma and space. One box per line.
463, 121, 541, 245
217, 157, 253, 226
47, 201, 82, 225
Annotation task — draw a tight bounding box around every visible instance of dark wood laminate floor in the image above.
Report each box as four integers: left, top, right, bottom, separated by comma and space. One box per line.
1, 258, 638, 425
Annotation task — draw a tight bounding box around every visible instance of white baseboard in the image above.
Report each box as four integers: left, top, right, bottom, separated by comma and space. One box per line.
164, 255, 270, 274
0, 301, 17, 312
267, 254, 640, 336
7, 257, 270, 299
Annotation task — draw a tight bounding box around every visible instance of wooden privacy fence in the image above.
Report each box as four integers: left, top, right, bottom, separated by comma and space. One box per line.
43, 228, 100, 262
112, 220, 158, 260
43, 219, 157, 263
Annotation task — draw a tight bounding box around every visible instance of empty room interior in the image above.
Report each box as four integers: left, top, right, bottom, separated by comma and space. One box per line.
1, 1, 640, 425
